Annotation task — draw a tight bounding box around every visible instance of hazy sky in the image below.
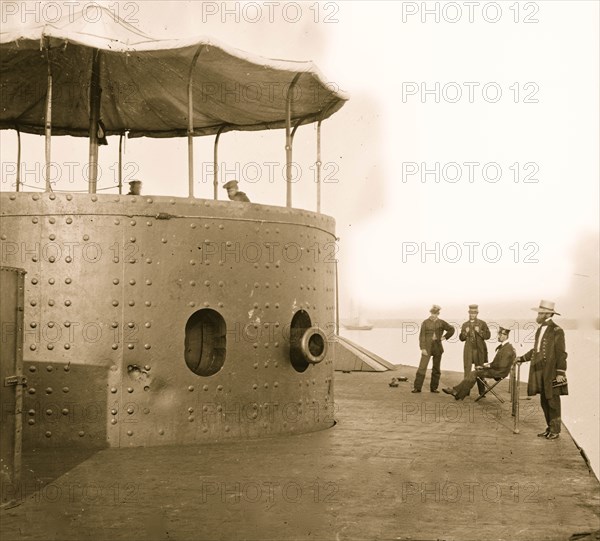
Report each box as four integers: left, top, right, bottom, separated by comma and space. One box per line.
1, 0, 598, 320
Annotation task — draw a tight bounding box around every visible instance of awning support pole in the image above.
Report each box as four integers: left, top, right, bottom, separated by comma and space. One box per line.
291, 118, 302, 141
16, 129, 21, 192
213, 125, 225, 200
187, 45, 205, 199
118, 134, 124, 194
285, 73, 301, 208
316, 120, 322, 213
335, 259, 340, 335
44, 44, 53, 192
88, 49, 101, 194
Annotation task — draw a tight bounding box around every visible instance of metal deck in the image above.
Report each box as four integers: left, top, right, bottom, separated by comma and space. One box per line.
1, 368, 599, 541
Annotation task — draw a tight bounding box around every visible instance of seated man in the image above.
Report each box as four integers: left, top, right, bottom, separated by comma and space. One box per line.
443, 326, 515, 400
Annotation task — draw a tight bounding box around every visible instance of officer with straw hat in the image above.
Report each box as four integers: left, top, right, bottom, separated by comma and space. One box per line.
518, 300, 568, 440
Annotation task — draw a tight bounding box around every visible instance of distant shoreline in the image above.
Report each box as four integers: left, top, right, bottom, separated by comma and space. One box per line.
342, 318, 600, 331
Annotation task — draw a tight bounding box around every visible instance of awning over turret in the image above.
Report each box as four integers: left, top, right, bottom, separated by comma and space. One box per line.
0, 6, 347, 138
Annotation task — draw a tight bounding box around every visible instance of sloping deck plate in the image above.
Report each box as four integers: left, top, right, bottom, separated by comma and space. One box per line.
334, 335, 396, 372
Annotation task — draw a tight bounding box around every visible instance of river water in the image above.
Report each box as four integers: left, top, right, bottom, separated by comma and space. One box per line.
340, 326, 599, 478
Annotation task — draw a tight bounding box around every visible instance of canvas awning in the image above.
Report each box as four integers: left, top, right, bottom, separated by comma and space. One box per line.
0, 7, 347, 138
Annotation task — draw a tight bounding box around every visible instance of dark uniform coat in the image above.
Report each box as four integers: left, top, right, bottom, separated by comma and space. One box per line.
230, 191, 250, 202
459, 318, 491, 365
522, 319, 568, 399
453, 341, 515, 399
483, 342, 516, 379
419, 318, 455, 356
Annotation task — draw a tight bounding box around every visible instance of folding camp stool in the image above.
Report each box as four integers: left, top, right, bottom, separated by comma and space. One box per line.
474, 376, 507, 403
474, 357, 518, 404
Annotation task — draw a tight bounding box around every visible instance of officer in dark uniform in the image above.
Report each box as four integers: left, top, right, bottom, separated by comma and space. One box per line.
518, 300, 568, 440
412, 305, 455, 393
223, 180, 250, 202
443, 326, 515, 400
459, 304, 491, 397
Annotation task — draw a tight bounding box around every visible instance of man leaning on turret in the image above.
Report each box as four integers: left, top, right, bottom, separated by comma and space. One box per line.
223, 180, 250, 202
